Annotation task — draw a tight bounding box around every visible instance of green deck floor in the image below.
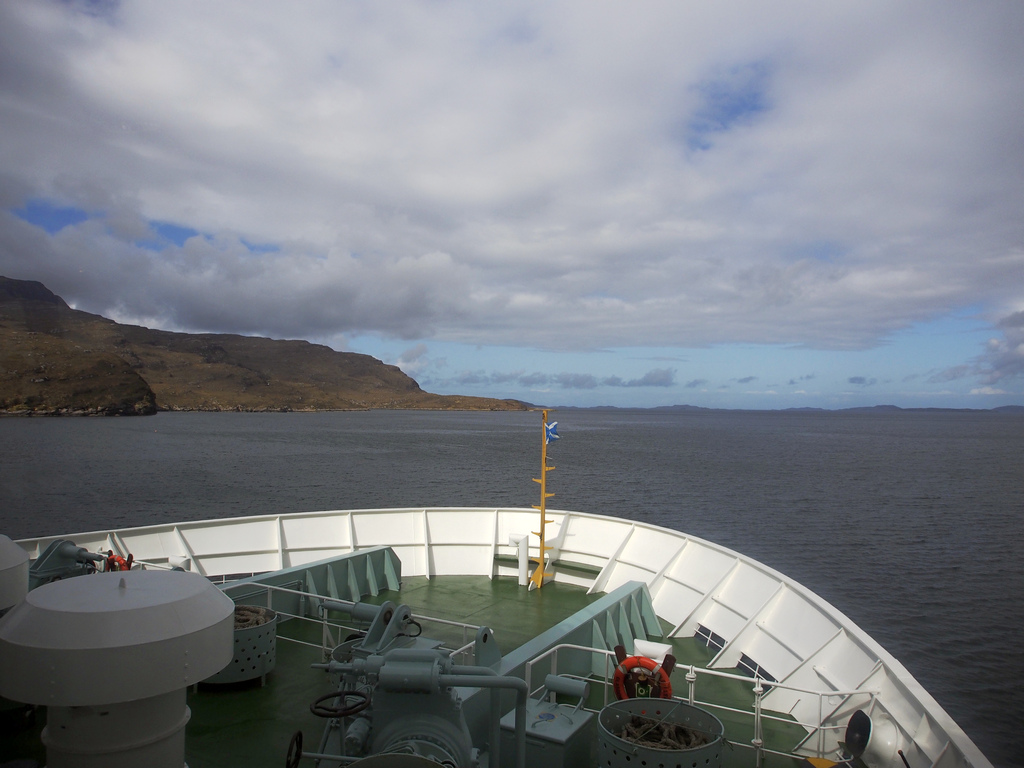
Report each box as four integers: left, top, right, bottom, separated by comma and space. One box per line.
2, 575, 812, 767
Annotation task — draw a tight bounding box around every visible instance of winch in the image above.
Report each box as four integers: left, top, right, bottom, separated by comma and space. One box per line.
288, 599, 537, 768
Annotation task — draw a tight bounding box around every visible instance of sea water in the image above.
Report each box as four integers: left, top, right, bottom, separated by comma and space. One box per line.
1, 408, 1021, 765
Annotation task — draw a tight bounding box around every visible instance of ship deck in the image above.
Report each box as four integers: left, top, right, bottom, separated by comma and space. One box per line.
6, 507, 992, 768
3, 575, 809, 767
187, 576, 614, 767
185, 575, 808, 768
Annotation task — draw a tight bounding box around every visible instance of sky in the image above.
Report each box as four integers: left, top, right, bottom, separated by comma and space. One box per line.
1, 1, 1023, 410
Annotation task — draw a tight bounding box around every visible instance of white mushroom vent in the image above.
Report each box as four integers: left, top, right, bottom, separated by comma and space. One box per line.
0, 569, 234, 767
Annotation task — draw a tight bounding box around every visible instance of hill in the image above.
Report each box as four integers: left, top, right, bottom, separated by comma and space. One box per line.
0, 276, 526, 415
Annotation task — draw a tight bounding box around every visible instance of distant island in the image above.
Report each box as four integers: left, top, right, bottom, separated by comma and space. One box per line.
0, 276, 527, 415
554, 403, 1024, 414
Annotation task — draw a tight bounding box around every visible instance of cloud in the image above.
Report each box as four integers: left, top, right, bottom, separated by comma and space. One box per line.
928, 365, 971, 384
453, 370, 490, 386
978, 332, 1024, 385
970, 386, 1008, 396
516, 372, 551, 388
621, 368, 675, 387
397, 343, 429, 375
848, 376, 877, 386
685, 379, 708, 389
999, 311, 1024, 329
487, 370, 526, 385
442, 367, 676, 391
555, 373, 599, 390
0, 0, 1022, 393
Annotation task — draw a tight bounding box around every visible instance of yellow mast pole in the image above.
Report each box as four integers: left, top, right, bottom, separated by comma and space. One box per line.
530, 409, 555, 589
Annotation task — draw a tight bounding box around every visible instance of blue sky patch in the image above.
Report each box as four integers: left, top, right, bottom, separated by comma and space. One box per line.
131, 221, 204, 251
151, 221, 201, 246
11, 197, 276, 254
686, 61, 772, 150
242, 239, 280, 255
13, 199, 90, 233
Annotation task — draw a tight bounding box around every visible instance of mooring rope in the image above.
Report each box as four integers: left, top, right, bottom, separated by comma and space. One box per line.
617, 713, 714, 751
234, 605, 270, 629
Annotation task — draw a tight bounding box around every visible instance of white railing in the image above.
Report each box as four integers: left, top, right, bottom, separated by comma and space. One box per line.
217, 580, 486, 663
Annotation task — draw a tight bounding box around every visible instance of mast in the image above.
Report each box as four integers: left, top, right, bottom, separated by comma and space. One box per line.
530, 409, 556, 590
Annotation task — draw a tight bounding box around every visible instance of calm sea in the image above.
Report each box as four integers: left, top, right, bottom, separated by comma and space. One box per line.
1, 409, 1021, 766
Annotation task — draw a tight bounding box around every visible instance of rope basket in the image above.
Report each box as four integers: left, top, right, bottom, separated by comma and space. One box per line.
204, 605, 278, 685
597, 698, 724, 768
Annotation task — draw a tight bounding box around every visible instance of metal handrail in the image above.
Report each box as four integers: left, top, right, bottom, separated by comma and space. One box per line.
214, 580, 486, 660
524, 642, 879, 762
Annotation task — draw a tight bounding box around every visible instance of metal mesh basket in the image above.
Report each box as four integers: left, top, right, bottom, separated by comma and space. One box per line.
597, 698, 724, 768
204, 605, 278, 685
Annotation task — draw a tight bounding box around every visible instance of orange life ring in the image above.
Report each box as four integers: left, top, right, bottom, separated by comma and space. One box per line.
613, 655, 673, 700
105, 552, 133, 572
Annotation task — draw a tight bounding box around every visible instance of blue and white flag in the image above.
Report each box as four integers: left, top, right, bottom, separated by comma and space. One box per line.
545, 421, 559, 444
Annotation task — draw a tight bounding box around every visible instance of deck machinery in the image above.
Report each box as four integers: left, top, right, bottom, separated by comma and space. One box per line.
297, 597, 597, 768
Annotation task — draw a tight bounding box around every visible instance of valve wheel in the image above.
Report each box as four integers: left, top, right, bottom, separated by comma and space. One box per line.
309, 690, 370, 718
285, 730, 303, 768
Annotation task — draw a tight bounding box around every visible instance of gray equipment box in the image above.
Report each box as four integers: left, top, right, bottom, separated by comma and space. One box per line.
499, 698, 596, 768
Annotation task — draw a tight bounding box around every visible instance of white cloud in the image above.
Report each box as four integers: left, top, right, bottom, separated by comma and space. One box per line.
970, 386, 1008, 396
397, 343, 430, 376
1, 0, 1023, 402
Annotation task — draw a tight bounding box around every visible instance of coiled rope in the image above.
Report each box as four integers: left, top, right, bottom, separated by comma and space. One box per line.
234, 605, 271, 629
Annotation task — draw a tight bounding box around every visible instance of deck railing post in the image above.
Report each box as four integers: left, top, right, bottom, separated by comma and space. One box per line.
686, 665, 697, 705
818, 691, 825, 758
752, 678, 765, 767
549, 649, 559, 702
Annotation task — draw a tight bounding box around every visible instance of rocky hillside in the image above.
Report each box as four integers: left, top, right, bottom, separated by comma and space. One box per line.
0, 276, 526, 415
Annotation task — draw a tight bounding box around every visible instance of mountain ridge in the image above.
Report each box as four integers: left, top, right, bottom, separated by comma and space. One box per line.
0, 276, 526, 415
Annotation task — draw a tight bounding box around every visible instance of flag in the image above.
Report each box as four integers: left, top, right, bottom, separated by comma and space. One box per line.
545, 421, 559, 444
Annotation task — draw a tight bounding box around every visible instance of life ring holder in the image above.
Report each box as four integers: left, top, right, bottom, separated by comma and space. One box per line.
613, 654, 673, 700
